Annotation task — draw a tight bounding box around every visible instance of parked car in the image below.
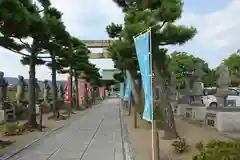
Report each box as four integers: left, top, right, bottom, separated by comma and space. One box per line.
202, 87, 240, 107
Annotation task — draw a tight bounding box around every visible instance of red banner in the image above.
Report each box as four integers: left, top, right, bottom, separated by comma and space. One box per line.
64, 76, 71, 103
78, 79, 85, 100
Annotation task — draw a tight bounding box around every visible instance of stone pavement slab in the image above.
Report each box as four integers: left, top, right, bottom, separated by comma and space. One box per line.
6, 99, 123, 160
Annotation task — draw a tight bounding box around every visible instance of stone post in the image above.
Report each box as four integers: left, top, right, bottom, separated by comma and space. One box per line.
0, 71, 8, 110
189, 61, 204, 105
214, 64, 230, 107
16, 75, 26, 106
43, 80, 50, 104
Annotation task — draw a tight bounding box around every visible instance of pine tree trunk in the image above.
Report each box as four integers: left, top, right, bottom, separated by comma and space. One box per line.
51, 55, 59, 117
153, 61, 178, 139
69, 66, 73, 116
74, 72, 79, 110
126, 70, 140, 128
28, 55, 38, 128
126, 70, 140, 104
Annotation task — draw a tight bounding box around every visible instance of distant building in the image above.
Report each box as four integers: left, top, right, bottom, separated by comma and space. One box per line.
101, 69, 120, 80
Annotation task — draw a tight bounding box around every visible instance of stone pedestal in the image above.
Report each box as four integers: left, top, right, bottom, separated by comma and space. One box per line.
215, 87, 229, 107
206, 107, 240, 132
0, 109, 16, 121
184, 105, 207, 121
216, 96, 228, 107
0, 110, 5, 121
189, 81, 204, 105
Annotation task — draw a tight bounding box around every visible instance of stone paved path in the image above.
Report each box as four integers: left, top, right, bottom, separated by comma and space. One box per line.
7, 99, 123, 160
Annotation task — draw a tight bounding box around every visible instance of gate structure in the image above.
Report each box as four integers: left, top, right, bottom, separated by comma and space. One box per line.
82, 40, 113, 59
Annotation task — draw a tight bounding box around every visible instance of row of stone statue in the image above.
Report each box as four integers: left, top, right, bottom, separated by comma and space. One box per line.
0, 72, 65, 109
184, 61, 229, 92
161, 61, 231, 107
183, 62, 230, 106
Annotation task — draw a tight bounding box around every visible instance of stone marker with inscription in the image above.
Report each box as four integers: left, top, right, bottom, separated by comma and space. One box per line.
204, 64, 240, 132
205, 107, 240, 132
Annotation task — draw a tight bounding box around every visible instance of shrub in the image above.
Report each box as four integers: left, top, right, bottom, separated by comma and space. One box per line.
193, 140, 240, 160
12, 102, 27, 118
195, 141, 204, 151
172, 137, 189, 153
0, 120, 5, 125
2, 123, 21, 136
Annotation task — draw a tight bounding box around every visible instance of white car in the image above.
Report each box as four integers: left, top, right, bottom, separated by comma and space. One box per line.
202, 87, 240, 107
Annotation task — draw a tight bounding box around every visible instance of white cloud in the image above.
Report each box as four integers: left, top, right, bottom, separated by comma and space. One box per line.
50, 0, 124, 37
176, 0, 240, 68
2, 0, 238, 81
0, 0, 124, 80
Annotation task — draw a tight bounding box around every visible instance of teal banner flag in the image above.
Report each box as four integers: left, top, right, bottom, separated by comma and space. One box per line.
134, 30, 152, 121
123, 75, 132, 101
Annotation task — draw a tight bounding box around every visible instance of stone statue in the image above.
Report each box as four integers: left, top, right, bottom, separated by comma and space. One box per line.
191, 61, 204, 94
16, 75, 27, 106
216, 64, 230, 89
183, 61, 204, 105
0, 72, 8, 109
43, 80, 51, 103
58, 84, 64, 100
214, 64, 230, 107
34, 78, 40, 102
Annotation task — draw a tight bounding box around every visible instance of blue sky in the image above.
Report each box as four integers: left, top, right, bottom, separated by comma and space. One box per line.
0, 0, 239, 80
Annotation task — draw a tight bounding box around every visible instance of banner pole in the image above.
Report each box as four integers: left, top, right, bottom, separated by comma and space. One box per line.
133, 23, 159, 38
149, 29, 160, 160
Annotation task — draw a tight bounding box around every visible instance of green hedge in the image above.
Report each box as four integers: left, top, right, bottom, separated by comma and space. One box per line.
193, 140, 240, 160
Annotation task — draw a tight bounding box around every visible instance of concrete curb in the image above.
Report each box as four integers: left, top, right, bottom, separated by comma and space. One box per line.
119, 100, 135, 160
